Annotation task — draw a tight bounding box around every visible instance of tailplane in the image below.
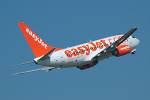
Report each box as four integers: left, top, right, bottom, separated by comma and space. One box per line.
18, 22, 62, 57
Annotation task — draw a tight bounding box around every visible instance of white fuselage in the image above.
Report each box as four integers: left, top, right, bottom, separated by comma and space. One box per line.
36, 35, 139, 68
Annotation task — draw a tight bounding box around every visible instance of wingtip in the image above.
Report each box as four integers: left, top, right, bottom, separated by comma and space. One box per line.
133, 27, 137, 30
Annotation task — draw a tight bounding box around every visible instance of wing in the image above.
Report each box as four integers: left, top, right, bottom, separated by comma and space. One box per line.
11, 67, 55, 76
91, 27, 137, 61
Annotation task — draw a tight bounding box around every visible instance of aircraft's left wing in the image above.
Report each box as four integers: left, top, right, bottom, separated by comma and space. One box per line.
90, 27, 137, 61
11, 67, 55, 76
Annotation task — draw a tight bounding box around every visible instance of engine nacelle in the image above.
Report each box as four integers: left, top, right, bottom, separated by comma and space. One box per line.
112, 45, 131, 57
77, 60, 98, 70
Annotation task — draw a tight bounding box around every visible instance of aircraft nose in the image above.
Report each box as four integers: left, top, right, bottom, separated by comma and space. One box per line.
135, 38, 140, 46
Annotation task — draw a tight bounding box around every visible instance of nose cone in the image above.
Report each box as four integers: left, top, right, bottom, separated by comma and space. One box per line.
130, 38, 140, 50
136, 38, 140, 46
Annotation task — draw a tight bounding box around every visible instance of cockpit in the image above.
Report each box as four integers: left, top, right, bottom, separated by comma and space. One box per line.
131, 36, 135, 38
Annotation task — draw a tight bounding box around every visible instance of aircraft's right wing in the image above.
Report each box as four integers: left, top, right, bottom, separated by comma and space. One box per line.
91, 27, 137, 61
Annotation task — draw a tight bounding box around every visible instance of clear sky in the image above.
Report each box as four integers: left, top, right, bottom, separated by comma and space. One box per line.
0, 0, 150, 100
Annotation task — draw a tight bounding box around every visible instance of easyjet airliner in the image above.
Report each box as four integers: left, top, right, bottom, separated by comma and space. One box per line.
8, 22, 140, 75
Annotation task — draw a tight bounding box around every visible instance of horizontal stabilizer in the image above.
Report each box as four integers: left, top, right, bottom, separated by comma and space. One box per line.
39, 48, 56, 60
11, 67, 55, 76
6, 61, 34, 68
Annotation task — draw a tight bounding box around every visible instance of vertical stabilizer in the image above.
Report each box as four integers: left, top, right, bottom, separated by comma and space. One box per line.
18, 22, 62, 57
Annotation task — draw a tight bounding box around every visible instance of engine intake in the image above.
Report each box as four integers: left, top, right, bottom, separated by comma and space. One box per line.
112, 45, 131, 57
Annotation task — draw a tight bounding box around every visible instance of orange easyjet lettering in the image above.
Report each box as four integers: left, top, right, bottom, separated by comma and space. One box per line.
77, 47, 85, 54
89, 42, 97, 51
96, 42, 103, 49
65, 50, 72, 58
71, 48, 79, 56
82, 45, 90, 55
64, 35, 127, 58
100, 40, 109, 47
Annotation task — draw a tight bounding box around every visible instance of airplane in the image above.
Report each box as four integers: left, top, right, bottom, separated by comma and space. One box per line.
8, 22, 140, 75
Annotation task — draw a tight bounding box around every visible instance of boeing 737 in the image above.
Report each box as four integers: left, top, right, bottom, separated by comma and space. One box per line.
8, 22, 140, 75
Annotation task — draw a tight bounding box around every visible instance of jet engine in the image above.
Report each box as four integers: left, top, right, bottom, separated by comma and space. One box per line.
77, 60, 98, 70
112, 45, 131, 57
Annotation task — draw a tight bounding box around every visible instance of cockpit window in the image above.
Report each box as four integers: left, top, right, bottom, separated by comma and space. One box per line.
132, 36, 135, 38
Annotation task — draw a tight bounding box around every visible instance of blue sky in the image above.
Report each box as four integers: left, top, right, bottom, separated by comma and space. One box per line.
0, 0, 150, 100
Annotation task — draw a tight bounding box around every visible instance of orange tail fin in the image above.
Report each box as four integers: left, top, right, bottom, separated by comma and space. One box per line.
18, 22, 62, 58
